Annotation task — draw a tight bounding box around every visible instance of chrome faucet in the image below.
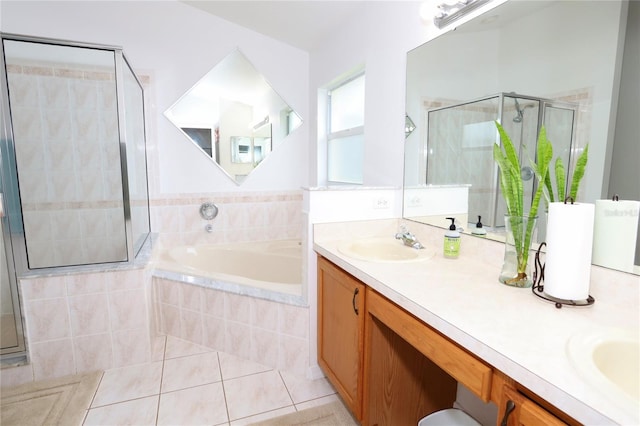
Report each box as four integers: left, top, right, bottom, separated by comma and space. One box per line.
395, 225, 424, 249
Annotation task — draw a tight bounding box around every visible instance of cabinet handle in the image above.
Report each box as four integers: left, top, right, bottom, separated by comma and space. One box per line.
352, 288, 359, 315
500, 400, 516, 426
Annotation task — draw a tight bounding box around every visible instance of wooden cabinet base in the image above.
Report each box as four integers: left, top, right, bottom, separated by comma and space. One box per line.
364, 316, 457, 425
316, 256, 578, 426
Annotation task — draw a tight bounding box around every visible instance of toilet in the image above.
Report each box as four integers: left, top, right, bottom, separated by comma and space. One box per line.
418, 408, 482, 426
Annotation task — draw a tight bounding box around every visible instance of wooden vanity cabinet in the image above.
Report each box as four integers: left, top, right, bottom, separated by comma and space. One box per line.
317, 256, 576, 426
317, 256, 366, 421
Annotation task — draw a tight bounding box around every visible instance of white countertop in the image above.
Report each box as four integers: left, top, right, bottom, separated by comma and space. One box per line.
313, 220, 639, 425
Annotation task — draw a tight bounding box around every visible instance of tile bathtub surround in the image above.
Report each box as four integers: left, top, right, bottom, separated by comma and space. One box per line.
153, 277, 310, 377
84, 335, 337, 425
150, 190, 303, 246
6, 268, 154, 385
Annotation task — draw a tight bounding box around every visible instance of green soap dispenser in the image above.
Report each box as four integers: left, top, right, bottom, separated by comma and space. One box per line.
471, 215, 487, 237
444, 217, 460, 258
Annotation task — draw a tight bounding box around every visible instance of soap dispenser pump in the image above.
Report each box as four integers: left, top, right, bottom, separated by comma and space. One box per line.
444, 217, 460, 258
471, 215, 487, 237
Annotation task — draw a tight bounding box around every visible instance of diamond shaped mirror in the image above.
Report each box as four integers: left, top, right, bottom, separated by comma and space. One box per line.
164, 49, 302, 184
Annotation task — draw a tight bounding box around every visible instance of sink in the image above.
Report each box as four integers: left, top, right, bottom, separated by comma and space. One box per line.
567, 329, 639, 416
337, 237, 434, 263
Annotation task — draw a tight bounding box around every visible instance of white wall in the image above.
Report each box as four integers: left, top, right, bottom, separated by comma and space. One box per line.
308, 0, 506, 190
1, 0, 309, 194
1, 0, 509, 197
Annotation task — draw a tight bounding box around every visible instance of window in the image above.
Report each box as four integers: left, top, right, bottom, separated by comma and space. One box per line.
327, 74, 365, 184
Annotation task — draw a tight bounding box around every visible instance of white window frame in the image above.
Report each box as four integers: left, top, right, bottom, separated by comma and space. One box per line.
326, 72, 365, 185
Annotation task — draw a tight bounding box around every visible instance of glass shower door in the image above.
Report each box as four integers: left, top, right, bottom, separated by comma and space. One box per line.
3, 39, 128, 268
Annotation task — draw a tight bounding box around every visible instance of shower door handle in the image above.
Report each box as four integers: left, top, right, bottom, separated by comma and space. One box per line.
0, 193, 4, 218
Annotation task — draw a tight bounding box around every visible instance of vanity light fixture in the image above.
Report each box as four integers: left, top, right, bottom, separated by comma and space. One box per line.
433, 0, 492, 28
252, 115, 270, 131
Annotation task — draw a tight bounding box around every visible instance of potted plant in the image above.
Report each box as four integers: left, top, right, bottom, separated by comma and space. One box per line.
493, 122, 553, 287
493, 122, 590, 287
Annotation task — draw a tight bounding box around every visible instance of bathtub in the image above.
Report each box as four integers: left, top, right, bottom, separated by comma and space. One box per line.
153, 239, 303, 301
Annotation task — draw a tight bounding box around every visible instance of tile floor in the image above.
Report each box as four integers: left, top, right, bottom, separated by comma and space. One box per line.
83, 335, 338, 425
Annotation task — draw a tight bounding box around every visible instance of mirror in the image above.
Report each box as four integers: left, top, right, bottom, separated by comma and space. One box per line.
404, 0, 639, 274
165, 49, 302, 184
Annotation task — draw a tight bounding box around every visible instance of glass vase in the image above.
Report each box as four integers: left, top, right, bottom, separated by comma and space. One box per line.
499, 215, 538, 288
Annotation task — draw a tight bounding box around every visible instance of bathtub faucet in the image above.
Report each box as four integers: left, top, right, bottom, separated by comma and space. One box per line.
395, 225, 424, 249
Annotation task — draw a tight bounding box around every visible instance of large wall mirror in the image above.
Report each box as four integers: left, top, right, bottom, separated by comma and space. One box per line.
165, 49, 302, 184
404, 0, 639, 274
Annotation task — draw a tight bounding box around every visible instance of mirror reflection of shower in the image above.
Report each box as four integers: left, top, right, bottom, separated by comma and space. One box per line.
510, 94, 537, 182
424, 92, 578, 238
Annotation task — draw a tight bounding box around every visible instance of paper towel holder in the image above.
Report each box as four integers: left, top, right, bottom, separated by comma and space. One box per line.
532, 243, 595, 309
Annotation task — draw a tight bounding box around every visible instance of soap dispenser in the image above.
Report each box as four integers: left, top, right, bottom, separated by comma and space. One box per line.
471, 215, 487, 237
444, 217, 460, 258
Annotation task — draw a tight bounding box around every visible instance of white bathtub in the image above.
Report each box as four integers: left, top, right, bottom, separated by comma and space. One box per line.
154, 239, 303, 297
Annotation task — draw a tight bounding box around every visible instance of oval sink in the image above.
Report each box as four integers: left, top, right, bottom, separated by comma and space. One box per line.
337, 237, 434, 263
567, 329, 639, 417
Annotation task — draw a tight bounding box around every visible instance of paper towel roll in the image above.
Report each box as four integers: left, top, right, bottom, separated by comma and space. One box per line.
544, 202, 594, 301
592, 199, 640, 273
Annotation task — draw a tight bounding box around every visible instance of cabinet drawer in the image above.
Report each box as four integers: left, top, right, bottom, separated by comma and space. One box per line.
366, 288, 493, 402
498, 384, 567, 426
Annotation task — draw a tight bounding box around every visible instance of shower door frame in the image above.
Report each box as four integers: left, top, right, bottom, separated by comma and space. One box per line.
0, 38, 27, 358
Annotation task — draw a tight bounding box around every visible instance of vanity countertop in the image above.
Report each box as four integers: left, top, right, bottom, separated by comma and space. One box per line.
313, 220, 639, 425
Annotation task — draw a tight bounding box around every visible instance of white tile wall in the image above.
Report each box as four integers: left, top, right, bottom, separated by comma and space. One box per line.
13, 268, 152, 383
150, 190, 303, 246
154, 277, 310, 377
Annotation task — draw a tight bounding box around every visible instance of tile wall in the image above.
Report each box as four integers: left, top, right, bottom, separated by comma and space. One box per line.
150, 190, 303, 247
1, 268, 154, 387
153, 277, 310, 377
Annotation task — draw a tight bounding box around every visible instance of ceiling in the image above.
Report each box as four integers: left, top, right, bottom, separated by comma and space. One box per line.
181, 1, 372, 51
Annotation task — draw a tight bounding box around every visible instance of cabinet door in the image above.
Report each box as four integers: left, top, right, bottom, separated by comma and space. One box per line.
498, 385, 567, 426
317, 256, 365, 420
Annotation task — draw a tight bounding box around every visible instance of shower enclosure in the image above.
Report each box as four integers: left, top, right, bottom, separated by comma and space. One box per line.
426, 92, 577, 231
0, 34, 151, 361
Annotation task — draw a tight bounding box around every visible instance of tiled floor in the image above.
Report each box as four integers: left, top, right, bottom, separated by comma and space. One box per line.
83, 335, 338, 425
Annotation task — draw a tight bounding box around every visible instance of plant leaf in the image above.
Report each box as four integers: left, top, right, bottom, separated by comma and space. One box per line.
569, 144, 589, 201
494, 122, 524, 217
522, 127, 553, 273
544, 170, 554, 204
494, 143, 516, 214
529, 126, 553, 221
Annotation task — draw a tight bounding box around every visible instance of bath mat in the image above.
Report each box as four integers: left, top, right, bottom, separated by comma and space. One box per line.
251, 400, 358, 425
1, 371, 102, 426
